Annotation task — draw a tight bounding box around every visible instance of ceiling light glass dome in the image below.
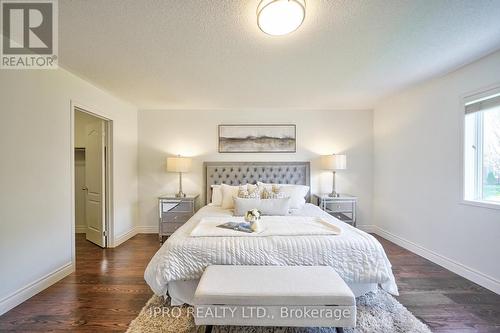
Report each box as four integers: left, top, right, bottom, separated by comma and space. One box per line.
257, 0, 306, 36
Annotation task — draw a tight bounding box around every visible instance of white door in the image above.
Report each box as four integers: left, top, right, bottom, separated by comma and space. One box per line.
84, 119, 106, 247
74, 150, 86, 232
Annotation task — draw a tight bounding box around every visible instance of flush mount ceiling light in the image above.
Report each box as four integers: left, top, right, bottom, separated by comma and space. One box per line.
257, 0, 306, 36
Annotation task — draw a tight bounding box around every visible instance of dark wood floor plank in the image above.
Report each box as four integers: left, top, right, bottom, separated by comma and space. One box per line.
0, 233, 498, 332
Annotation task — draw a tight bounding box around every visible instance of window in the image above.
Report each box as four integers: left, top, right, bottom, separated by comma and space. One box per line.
463, 89, 500, 205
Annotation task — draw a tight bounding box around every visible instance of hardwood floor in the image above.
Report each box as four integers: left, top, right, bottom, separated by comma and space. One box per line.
374, 235, 500, 333
0, 234, 158, 332
0, 233, 499, 332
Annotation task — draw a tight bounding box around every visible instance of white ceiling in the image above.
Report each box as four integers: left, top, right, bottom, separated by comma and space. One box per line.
59, 0, 500, 110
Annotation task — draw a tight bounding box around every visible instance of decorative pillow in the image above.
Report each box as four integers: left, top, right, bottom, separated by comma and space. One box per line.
237, 184, 260, 199
233, 197, 291, 216
247, 184, 259, 197
258, 182, 309, 209
237, 185, 248, 198
260, 186, 271, 199
258, 184, 286, 199
210, 185, 222, 206
221, 184, 246, 209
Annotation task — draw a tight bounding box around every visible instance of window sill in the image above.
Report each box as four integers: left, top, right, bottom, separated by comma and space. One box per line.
461, 199, 500, 210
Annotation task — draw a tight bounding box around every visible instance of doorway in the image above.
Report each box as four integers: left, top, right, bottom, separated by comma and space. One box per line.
73, 107, 112, 248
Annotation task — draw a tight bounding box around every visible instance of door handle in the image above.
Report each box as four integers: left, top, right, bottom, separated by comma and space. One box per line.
82, 187, 88, 191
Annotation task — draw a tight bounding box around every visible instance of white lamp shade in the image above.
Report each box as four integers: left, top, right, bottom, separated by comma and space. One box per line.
166, 156, 192, 173
321, 154, 347, 170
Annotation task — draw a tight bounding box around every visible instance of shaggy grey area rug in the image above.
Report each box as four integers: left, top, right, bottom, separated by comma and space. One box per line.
127, 289, 431, 333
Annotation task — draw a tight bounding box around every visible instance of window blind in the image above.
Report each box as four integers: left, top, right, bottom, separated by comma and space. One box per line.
465, 92, 500, 114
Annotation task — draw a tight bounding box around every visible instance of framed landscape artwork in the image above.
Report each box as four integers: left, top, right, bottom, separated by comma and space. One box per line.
218, 124, 296, 153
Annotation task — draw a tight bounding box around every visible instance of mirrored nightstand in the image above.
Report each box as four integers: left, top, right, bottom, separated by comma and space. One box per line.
158, 194, 199, 242
313, 194, 357, 227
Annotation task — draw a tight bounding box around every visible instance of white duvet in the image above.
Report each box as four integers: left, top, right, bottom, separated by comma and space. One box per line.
190, 216, 341, 237
144, 204, 399, 297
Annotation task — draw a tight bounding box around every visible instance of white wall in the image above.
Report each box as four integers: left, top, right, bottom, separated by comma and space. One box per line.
373, 50, 500, 294
138, 109, 374, 229
0, 68, 139, 314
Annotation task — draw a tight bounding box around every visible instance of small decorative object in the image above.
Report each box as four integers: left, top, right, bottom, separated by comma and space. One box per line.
245, 209, 262, 232
321, 154, 347, 197
166, 155, 192, 198
245, 209, 261, 222
218, 124, 296, 153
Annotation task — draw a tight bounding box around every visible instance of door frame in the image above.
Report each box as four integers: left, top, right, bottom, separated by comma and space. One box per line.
70, 100, 114, 262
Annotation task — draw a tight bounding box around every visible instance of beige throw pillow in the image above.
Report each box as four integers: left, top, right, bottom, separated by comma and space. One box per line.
258, 183, 287, 199
210, 185, 223, 206
221, 184, 246, 209
237, 183, 260, 199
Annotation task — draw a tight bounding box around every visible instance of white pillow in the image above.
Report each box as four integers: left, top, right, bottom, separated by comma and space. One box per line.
280, 185, 309, 209
233, 197, 291, 216
220, 184, 246, 209
233, 197, 261, 216
257, 182, 309, 209
210, 185, 222, 206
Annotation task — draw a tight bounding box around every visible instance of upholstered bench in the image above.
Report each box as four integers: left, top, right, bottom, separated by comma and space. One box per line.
193, 265, 356, 332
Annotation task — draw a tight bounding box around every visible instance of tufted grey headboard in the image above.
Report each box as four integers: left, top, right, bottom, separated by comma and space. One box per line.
203, 161, 310, 205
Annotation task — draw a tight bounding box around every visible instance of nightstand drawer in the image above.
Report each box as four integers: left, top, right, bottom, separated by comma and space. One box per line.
331, 212, 354, 222
162, 222, 184, 234
326, 202, 354, 213
162, 212, 192, 223
162, 200, 193, 213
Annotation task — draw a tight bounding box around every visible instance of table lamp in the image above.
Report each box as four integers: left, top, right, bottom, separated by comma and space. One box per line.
166, 155, 192, 198
321, 154, 347, 197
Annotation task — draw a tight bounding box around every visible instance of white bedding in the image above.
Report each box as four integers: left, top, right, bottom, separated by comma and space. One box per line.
144, 204, 398, 298
190, 216, 341, 237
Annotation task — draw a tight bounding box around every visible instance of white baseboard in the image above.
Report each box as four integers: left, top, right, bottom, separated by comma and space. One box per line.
75, 225, 86, 233
357, 225, 376, 233
373, 226, 500, 295
135, 225, 158, 234
112, 227, 139, 247
0, 262, 74, 316
112, 226, 157, 247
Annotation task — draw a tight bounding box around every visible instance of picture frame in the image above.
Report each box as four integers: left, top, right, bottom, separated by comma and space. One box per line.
218, 124, 296, 153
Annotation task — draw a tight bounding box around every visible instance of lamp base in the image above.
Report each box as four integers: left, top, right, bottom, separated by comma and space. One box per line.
175, 172, 186, 198
329, 171, 339, 197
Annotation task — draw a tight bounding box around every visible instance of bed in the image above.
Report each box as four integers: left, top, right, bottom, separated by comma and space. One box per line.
144, 161, 398, 305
